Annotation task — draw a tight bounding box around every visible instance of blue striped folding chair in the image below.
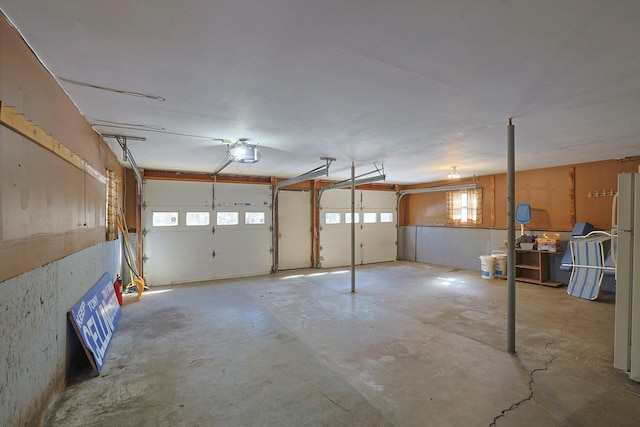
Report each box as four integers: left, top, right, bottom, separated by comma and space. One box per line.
567, 233, 611, 300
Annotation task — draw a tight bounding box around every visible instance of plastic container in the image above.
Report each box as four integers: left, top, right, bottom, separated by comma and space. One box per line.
492, 251, 507, 278
479, 255, 495, 279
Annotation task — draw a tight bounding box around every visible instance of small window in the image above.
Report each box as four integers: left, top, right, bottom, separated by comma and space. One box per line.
363, 212, 377, 223
380, 213, 394, 223
345, 212, 360, 223
217, 212, 239, 225
153, 212, 179, 227
245, 212, 265, 224
186, 212, 210, 226
106, 170, 120, 240
325, 212, 341, 224
446, 188, 483, 225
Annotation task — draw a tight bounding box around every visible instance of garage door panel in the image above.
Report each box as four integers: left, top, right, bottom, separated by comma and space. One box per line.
319, 245, 354, 268
145, 181, 213, 207
278, 191, 312, 270
319, 189, 395, 267
214, 228, 271, 253
362, 244, 394, 264
361, 191, 396, 209
144, 181, 272, 285
319, 221, 362, 268
145, 230, 212, 257
144, 255, 214, 286
212, 251, 272, 278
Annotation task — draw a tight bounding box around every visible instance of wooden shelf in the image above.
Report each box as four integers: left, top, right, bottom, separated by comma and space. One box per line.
502, 250, 564, 287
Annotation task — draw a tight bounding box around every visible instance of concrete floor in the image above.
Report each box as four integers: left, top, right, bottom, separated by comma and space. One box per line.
45, 261, 640, 426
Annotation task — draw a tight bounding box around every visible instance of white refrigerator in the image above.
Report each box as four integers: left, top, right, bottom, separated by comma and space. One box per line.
614, 172, 640, 381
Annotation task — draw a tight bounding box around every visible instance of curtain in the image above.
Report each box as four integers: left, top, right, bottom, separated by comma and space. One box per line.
106, 170, 120, 241
446, 188, 483, 225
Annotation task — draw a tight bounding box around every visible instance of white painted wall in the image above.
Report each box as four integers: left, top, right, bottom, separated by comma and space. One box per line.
0, 239, 121, 427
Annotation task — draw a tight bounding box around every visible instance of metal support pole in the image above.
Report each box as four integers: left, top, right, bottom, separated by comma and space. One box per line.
351, 162, 356, 293
507, 118, 516, 354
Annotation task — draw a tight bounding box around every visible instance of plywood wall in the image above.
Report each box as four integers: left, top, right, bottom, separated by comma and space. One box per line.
0, 16, 122, 282
402, 159, 640, 231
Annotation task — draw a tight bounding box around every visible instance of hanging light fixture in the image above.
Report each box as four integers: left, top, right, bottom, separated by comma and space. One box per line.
448, 166, 460, 179
227, 139, 261, 164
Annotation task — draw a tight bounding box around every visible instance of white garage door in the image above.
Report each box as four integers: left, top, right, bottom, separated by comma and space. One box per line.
278, 190, 312, 270
318, 189, 396, 268
361, 190, 397, 264
143, 180, 272, 286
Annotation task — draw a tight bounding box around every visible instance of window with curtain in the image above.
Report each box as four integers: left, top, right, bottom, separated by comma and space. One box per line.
446, 188, 483, 225
106, 170, 120, 241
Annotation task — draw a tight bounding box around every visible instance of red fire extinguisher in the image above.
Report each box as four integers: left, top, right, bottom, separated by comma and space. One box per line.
114, 275, 123, 306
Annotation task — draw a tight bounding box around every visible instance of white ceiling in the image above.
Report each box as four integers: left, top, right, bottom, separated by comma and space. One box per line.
2, 0, 640, 184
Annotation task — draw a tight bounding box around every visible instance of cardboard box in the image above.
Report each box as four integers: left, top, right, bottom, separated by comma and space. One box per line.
537, 238, 560, 252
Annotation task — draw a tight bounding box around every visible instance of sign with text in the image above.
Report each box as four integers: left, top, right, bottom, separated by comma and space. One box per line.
68, 272, 122, 375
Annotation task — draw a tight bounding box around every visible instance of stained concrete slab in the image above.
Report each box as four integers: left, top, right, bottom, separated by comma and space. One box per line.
45, 261, 640, 426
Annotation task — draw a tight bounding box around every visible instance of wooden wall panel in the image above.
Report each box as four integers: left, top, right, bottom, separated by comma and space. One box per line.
574, 159, 640, 230
405, 191, 445, 225
0, 16, 122, 282
402, 159, 640, 232
509, 166, 571, 231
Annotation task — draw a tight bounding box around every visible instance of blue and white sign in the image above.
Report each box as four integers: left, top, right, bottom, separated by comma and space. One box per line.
68, 272, 122, 374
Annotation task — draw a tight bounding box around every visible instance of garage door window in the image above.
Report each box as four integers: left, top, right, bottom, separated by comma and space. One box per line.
245, 212, 266, 224
153, 212, 179, 227
325, 213, 341, 224
363, 212, 377, 223
186, 212, 210, 226
380, 212, 394, 223
217, 212, 239, 225
345, 212, 360, 223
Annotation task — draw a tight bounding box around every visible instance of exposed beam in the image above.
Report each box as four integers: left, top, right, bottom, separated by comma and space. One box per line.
0, 102, 107, 184
397, 183, 477, 196
142, 169, 272, 184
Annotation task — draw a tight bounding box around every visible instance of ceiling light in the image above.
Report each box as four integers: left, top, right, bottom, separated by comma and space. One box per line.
448, 166, 460, 179
227, 140, 261, 163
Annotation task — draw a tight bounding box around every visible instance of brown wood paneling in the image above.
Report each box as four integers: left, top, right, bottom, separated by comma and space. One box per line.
1, 16, 123, 281
124, 168, 138, 231
0, 103, 106, 184
574, 159, 640, 230
403, 159, 640, 231
405, 192, 445, 225
0, 228, 104, 283
512, 166, 571, 231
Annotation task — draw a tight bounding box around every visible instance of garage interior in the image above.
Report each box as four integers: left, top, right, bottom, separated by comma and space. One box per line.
2, 1, 640, 426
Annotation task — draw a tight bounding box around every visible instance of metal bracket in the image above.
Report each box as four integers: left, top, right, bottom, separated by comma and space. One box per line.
211, 250, 216, 259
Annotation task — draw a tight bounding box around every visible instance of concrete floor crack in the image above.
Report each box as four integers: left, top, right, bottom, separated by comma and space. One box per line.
319, 391, 351, 413
489, 315, 571, 426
